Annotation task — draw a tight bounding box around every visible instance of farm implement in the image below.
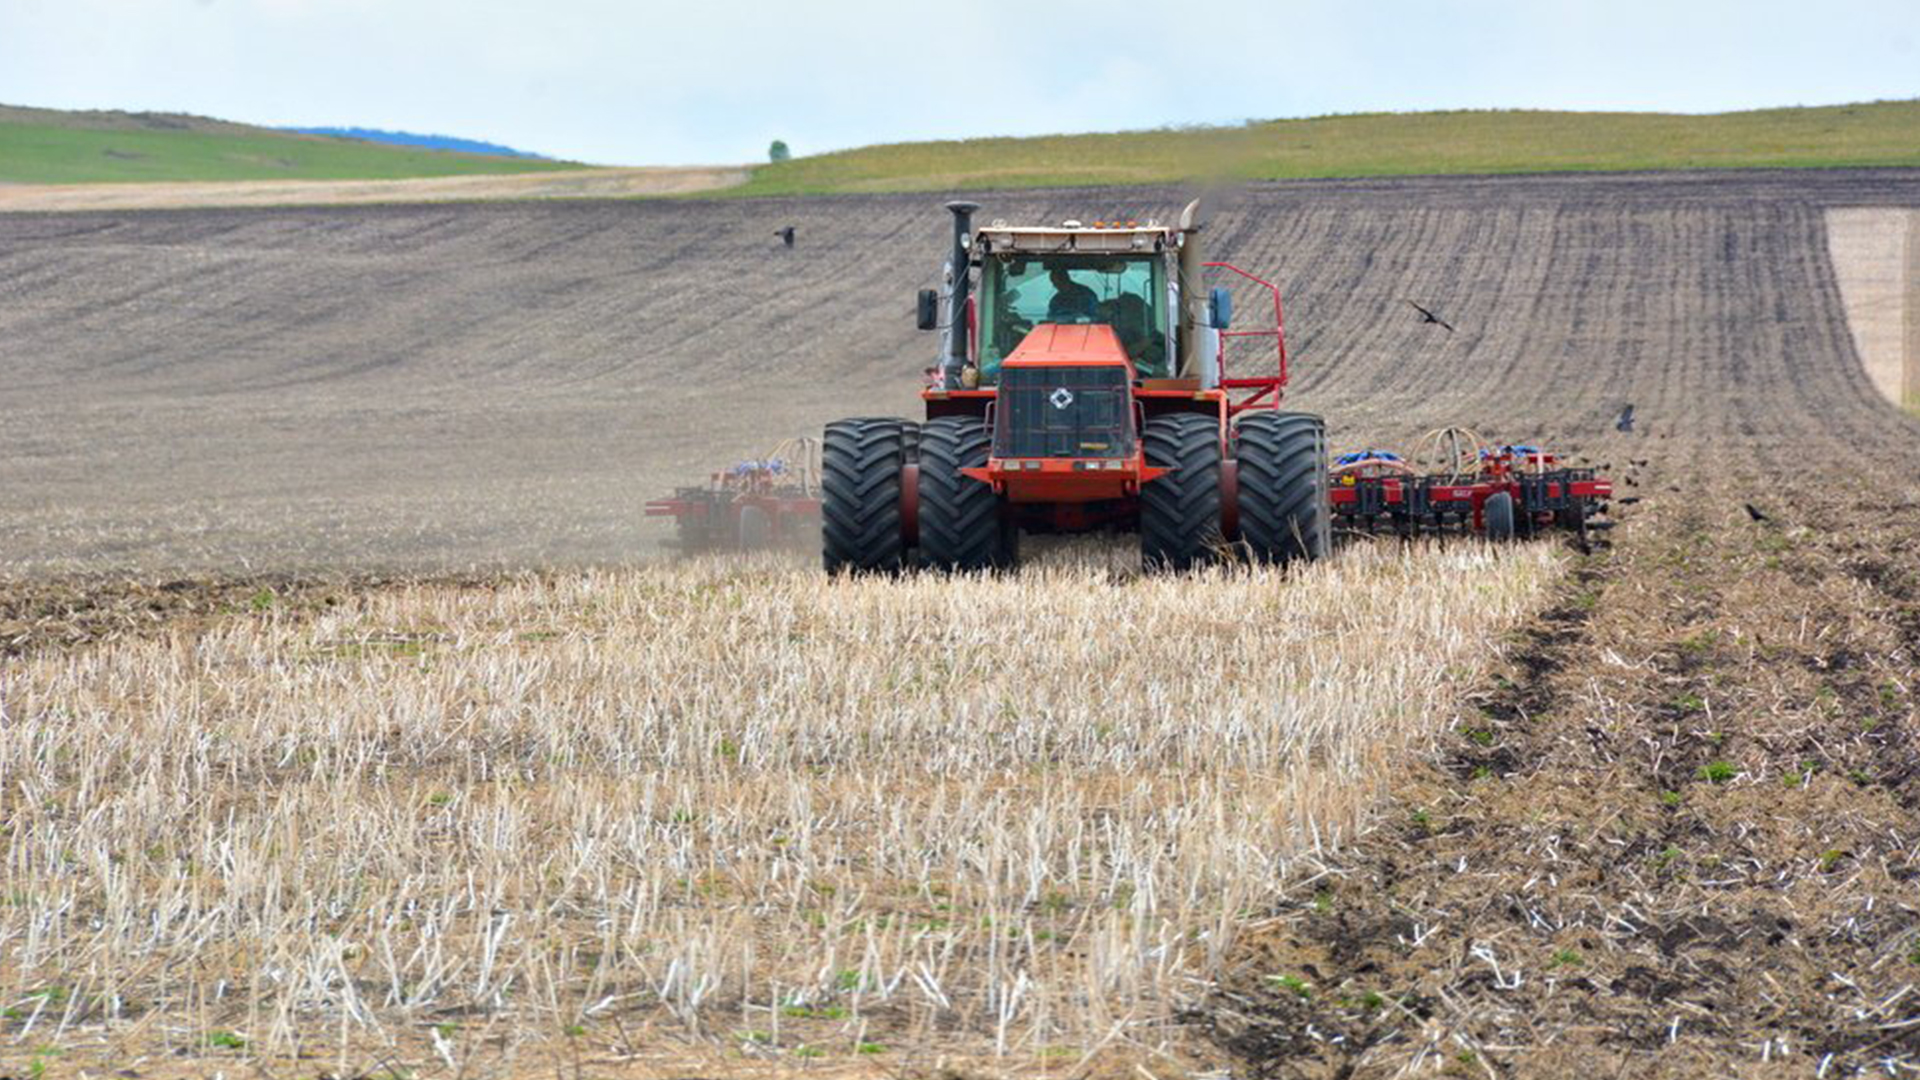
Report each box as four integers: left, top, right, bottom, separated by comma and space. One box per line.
645, 438, 823, 551
1329, 428, 1613, 544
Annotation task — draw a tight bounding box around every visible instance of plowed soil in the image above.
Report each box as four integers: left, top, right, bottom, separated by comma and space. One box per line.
4, 169, 1920, 1076
2, 169, 1916, 574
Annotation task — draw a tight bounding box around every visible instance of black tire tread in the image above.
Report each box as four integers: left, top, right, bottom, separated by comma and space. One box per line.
822, 418, 906, 572
918, 416, 1009, 571
1141, 413, 1224, 570
1234, 411, 1330, 563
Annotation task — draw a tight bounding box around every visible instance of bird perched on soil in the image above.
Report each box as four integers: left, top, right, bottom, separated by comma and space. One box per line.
1405, 300, 1454, 332
1744, 503, 1771, 523
1615, 404, 1636, 433
776, 225, 796, 248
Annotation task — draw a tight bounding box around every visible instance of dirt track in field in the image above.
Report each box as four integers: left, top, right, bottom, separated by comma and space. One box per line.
3, 168, 1919, 574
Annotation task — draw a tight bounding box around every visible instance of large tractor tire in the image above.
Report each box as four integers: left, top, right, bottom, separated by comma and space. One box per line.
822, 418, 908, 573
1234, 411, 1330, 564
919, 416, 1016, 571
1141, 412, 1224, 571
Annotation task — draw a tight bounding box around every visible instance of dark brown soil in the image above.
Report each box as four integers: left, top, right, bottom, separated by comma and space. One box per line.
1197, 469, 1920, 1077
0, 572, 494, 658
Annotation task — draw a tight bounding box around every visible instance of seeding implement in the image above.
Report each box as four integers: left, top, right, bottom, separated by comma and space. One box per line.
1329, 428, 1613, 544
646, 438, 822, 551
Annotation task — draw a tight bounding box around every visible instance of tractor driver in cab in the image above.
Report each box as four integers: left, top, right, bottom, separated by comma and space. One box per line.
1046, 267, 1099, 322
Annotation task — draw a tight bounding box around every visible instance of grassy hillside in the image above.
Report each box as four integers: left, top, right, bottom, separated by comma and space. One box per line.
739, 100, 1920, 195
0, 107, 580, 183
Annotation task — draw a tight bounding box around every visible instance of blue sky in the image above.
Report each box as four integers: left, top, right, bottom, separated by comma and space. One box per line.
1, 0, 1915, 165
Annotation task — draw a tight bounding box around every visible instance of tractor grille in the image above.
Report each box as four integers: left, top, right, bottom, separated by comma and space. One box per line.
994, 365, 1133, 459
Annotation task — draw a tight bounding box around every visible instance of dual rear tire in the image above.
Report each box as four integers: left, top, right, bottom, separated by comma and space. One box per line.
1140, 411, 1329, 569
1233, 411, 1330, 564
918, 416, 1017, 571
822, 418, 909, 573
826, 410, 1330, 573
823, 415, 1014, 573
1140, 413, 1224, 570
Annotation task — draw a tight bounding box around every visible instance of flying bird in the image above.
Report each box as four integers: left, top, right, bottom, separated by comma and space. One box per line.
775, 225, 796, 248
1405, 300, 1455, 332
1744, 503, 1771, 523
1615, 404, 1636, 433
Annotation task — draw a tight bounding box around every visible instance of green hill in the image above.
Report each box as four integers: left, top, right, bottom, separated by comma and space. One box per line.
738, 100, 1920, 196
0, 105, 582, 184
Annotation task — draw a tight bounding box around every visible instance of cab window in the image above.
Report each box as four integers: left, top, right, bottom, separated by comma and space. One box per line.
977, 255, 1168, 382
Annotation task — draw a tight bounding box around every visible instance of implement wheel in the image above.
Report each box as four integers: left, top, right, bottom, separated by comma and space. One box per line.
676, 514, 712, 553
1141, 412, 1224, 571
1484, 491, 1516, 542
1234, 411, 1330, 564
737, 505, 771, 549
919, 416, 1016, 571
822, 418, 908, 573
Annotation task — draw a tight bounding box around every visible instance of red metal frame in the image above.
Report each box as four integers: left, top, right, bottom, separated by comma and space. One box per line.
1328, 443, 1614, 534
645, 462, 823, 550
1204, 261, 1289, 417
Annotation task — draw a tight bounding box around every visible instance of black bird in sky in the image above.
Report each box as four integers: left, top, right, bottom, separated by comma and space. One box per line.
1745, 503, 1771, 523
1615, 404, 1636, 433
1405, 300, 1455, 332
776, 225, 796, 248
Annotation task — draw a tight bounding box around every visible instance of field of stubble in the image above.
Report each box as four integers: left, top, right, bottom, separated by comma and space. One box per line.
4, 169, 1920, 1078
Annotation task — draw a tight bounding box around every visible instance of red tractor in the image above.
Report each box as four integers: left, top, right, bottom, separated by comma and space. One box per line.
822, 201, 1328, 573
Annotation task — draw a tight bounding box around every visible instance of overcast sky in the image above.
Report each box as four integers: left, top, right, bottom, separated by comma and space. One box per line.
2, 0, 1915, 165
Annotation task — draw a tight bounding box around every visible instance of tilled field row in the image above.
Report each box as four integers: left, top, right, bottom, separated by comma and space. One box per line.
2, 169, 1919, 572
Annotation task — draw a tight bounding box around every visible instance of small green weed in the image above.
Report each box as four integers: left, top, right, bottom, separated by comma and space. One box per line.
1266, 973, 1312, 999
1697, 760, 1736, 784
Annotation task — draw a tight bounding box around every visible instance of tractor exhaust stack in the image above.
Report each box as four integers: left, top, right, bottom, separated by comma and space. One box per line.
943, 200, 979, 388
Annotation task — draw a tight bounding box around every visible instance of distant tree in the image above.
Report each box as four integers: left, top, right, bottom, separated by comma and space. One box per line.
768, 139, 791, 163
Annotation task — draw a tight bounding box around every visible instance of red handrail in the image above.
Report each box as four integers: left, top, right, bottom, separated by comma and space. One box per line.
1203, 261, 1289, 416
